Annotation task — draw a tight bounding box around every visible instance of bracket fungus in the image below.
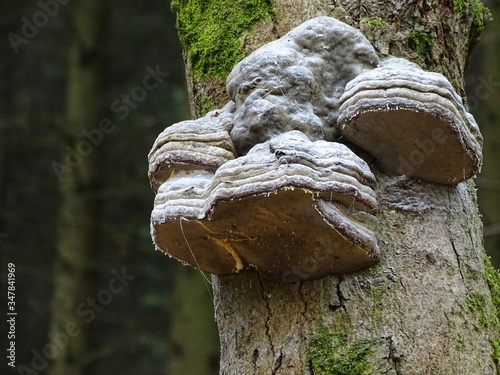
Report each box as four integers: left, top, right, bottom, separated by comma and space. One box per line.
150, 131, 380, 282
226, 16, 379, 154
148, 102, 237, 192
337, 57, 483, 184
148, 17, 483, 282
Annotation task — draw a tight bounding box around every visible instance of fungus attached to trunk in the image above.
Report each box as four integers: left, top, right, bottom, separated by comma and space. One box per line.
148, 16, 484, 283
226, 16, 379, 154
148, 102, 237, 192
337, 57, 483, 184
150, 131, 380, 282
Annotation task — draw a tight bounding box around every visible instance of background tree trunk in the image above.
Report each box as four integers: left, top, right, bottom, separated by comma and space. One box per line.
0, 1, 17, 231
48, 2, 109, 374
167, 267, 219, 375
172, 1, 499, 373
471, 0, 500, 267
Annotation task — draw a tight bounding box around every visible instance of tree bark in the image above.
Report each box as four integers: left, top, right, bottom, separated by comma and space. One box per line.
173, 1, 499, 373
48, 1, 109, 374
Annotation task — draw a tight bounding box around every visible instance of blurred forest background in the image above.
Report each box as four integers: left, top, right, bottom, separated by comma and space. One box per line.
0, 0, 498, 374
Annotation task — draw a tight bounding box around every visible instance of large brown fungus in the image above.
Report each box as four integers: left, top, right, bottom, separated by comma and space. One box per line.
150, 131, 380, 281
337, 57, 483, 184
148, 17, 483, 282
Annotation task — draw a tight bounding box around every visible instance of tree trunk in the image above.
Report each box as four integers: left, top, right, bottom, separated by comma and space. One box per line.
0, 1, 16, 225
172, 1, 499, 373
48, 1, 109, 374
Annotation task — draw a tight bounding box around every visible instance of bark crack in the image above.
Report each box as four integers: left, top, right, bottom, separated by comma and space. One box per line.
446, 187, 467, 289
450, 239, 467, 288
252, 349, 259, 372
328, 277, 347, 314
336, 277, 348, 314
399, 278, 408, 295
271, 350, 283, 374
383, 334, 403, 375
257, 274, 275, 357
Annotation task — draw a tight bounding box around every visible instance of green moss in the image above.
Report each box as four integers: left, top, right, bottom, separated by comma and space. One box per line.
306, 326, 373, 375
196, 93, 216, 116
453, 0, 469, 15
492, 338, 500, 372
454, 338, 466, 352
361, 17, 387, 27
171, 0, 274, 79
485, 257, 500, 319
409, 29, 435, 56
470, 0, 487, 38
466, 179, 479, 205
453, 0, 488, 40
485, 257, 500, 370
466, 292, 493, 328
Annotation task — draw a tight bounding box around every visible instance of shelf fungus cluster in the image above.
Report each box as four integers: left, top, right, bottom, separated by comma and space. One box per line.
148, 17, 483, 282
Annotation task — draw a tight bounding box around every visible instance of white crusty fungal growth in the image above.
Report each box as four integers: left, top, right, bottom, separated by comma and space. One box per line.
151, 131, 380, 281
337, 57, 483, 184
148, 102, 237, 192
148, 16, 383, 282
149, 16, 484, 282
226, 16, 379, 155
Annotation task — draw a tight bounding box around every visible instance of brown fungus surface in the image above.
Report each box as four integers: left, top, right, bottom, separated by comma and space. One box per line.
150, 131, 380, 281
337, 57, 483, 185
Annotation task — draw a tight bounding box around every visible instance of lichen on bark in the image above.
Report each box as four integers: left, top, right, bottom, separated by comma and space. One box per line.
360, 16, 386, 28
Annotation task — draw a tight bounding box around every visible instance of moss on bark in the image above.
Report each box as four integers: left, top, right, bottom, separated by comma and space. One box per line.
306, 326, 373, 375
360, 16, 386, 28
485, 256, 500, 371
171, 0, 274, 79
453, 0, 489, 42
409, 28, 435, 57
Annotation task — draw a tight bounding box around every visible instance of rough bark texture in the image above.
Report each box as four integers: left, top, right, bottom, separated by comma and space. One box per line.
180, 0, 486, 119
214, 175, 496, 374
172, 0, 499, 373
